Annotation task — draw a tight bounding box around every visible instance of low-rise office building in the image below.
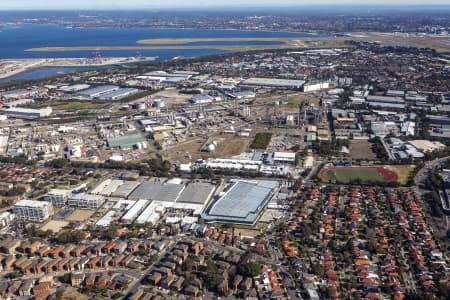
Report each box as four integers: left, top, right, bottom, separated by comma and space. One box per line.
45, 189, 72, 207
68, 193, 105, 209
13, 200, 54, 222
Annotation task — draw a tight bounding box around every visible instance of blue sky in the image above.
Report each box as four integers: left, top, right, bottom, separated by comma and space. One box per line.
0, 0, 448, 9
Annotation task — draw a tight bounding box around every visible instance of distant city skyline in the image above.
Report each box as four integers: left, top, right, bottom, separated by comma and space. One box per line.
0, 0, 449, 10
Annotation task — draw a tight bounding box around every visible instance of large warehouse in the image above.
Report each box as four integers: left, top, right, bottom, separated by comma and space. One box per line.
202, 180, 278, 225
1, 107, 52, 119
129, 181, 216, 224
240, 77, 305, 90
128, 182, 185, 202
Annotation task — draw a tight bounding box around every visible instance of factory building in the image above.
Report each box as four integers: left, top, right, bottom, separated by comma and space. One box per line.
96, 88, 140, 101
428, 115, 450, 126
366, 95, 406, 110
77, 85, 119, 99
201, 158, 262, 171
121, 200, 150, 223
240, 77, 305, 90
228, 91, 256, 99
58, 84, 91, 93
386, 90, 405, 97
1, 107, 52, 119
302, 82, 330, 93
68, 193, 105, 209
189, 95, 214, 104
13, 200, 54, 223
272, 152, 296, 164
3, 99, 35, 108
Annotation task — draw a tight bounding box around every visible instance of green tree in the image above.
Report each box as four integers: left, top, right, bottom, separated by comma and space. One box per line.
238, 261, 262, 277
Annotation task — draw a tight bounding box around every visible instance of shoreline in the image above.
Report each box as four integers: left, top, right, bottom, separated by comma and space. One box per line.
0, 23, 326, 36
0, 57, 158, 80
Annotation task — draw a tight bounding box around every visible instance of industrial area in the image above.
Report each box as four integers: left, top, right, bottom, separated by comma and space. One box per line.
0, 9, 449, 300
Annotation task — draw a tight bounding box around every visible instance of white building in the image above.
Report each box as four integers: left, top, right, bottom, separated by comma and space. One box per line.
1, 107, 52, 119
45, 189, 72, 207
203, 158, 262, 171
68, 193, 105, 209
121, 199, 150, 223
303, 82, 330, 93
0, 212, 15, 227
13, 200, 54, 222
273, 152, 296, 164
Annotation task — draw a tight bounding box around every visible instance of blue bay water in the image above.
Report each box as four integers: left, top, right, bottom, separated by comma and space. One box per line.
0, 24, 325, 81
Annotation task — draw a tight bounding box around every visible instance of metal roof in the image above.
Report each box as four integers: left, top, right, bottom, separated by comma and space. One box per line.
177, 182, 216, 204
128, 182, 185, 202
112, 181, 140, 198
107, 134, 144, 149
203, 180, 278, 225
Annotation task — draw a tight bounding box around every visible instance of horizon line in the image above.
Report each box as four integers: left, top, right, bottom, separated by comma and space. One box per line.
1, 4, 450, 10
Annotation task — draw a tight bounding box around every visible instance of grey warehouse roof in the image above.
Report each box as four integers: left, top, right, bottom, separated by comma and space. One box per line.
202, 180, 278, 225
128, 182, 185, 202
177, 182, 216, 204
112, 181, 140, 198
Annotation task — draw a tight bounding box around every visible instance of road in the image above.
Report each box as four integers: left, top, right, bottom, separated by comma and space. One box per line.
125, 239, 175, 298
413, 156, 450, 234
380, 138, 396, 160
265, 206, 303, 300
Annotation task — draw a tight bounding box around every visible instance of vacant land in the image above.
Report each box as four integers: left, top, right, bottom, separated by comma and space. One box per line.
215, 137, 251, 157
259, 209, 284, 223
151, 88, 191, 105
286, 93, 320, 106
62, 288, 90, 300
66, 209, 95, 222
163, 135, 250, 163
41, 220, 69, 233
162, 137, 205, 163
349, 140, 377, 160
28, 100, 109, 111
233, 227, 261, 238
250, 132, 272, 149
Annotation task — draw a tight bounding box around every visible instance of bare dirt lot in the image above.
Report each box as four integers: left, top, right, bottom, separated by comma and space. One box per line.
163, 134, 251, 163
349, 140, 377, 160
66, 209, 96, 222
259, 209, 284, 223
145, 88, 191, 105
40, 220, 69, 233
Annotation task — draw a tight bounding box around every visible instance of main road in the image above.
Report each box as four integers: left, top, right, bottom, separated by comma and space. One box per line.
413, 156, 450, 234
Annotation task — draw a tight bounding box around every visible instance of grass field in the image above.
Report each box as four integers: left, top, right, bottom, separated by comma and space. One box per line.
250, 132, 272, 149
323, 167, 385, 183
28, 101, 109, 111
319, 165, 414, 185
216, 137, 250, 157
286, 94, 320, 106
